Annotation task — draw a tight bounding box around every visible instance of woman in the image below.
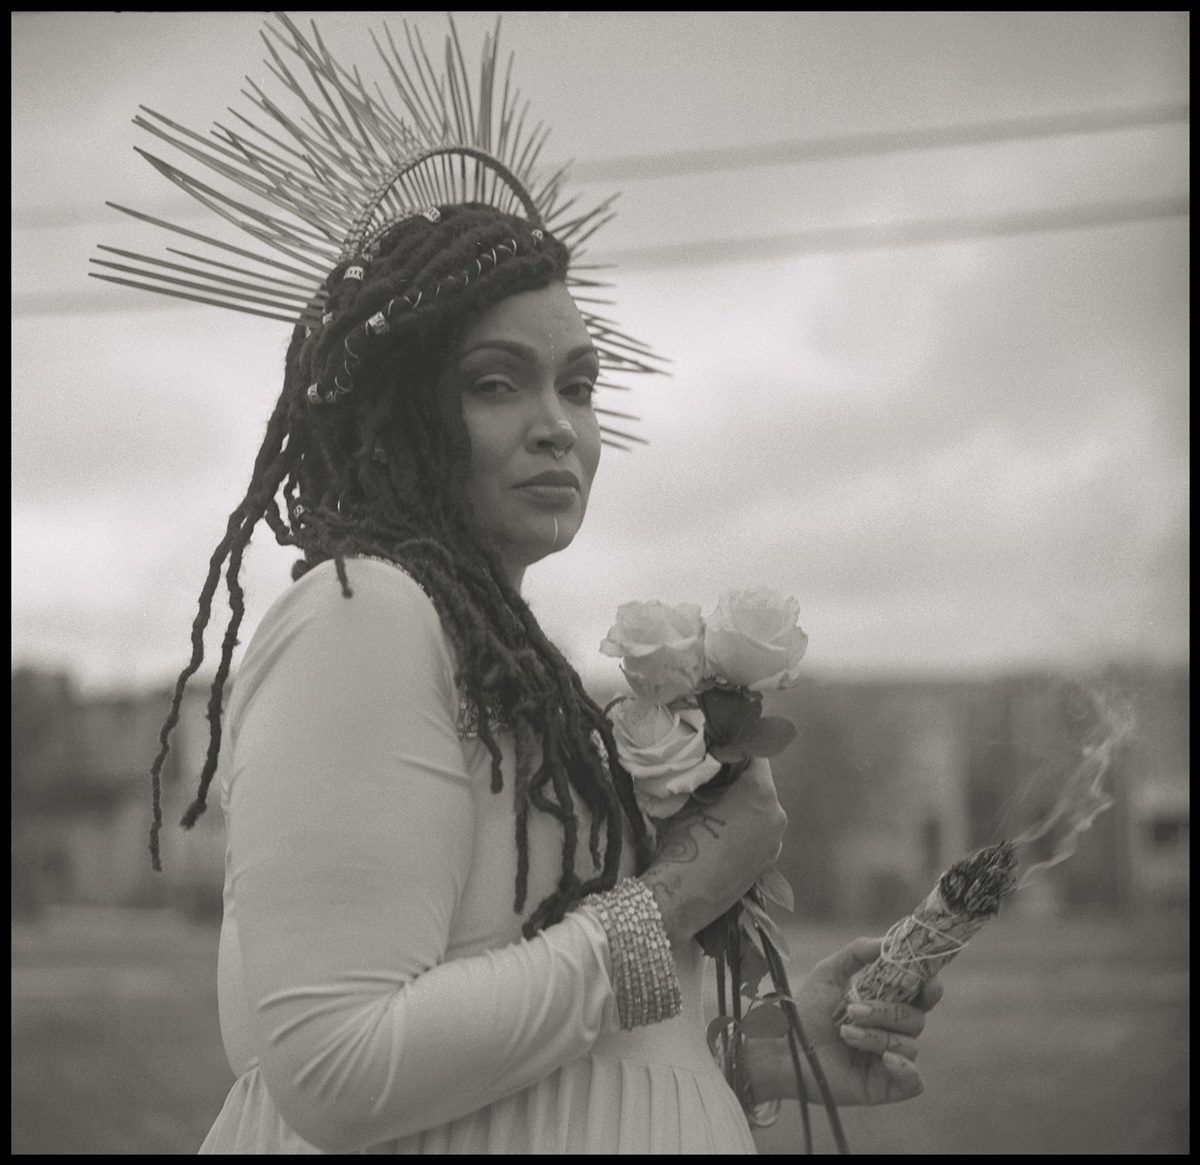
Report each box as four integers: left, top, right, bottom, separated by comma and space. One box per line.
101, 17, 940, 1154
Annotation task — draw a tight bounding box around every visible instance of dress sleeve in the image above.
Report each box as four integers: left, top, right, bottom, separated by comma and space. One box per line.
226, 560, 620, 1153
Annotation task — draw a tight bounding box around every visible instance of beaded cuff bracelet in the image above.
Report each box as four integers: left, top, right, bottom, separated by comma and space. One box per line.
580, 878, 683, 1030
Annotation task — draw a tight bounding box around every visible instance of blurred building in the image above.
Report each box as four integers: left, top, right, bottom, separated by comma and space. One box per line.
11, 663, 1188, 921
764, 679, 972, 921
11, 667, 225, 918
753, 680, 967, 921
1119, 667, 1189, 908
766, 665, 1189, 922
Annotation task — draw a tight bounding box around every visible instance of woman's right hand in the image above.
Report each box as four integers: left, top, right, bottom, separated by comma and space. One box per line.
638, 757, 786, 948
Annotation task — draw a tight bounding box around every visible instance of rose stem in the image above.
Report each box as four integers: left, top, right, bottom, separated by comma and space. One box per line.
730, 920, 744, 1023
716, 951, 731, 1075
784, 1006, 814, 1153
760, 926, 850, 1154
771, 947, 815, 1156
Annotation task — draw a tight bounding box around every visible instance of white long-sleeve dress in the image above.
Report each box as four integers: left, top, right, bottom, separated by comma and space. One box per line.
198, 557, 757, 1154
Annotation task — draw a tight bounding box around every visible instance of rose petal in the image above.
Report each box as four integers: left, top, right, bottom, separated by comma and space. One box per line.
638, 790, 692, 819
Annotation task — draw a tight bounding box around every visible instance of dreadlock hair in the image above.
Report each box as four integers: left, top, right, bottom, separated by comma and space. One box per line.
148, 203, 655, 937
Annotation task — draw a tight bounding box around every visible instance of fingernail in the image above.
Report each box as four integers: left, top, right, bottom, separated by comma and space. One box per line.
882, 1051, 905, 1070
841, 1024, 865, 1041
844, 1004, 871, 1021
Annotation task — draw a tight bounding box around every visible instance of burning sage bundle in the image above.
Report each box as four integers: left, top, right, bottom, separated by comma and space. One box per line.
834, 841, 1019, 1024
836, 692, 1128, 1024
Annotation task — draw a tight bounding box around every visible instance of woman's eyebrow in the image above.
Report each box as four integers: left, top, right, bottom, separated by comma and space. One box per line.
456, 339, 598, 364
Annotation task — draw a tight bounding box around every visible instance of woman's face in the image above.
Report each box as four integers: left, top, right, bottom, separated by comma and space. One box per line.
445, 282, 602, 588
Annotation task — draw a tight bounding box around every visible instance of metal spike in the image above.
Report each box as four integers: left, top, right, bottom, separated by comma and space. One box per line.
104, 201, 319, 280
89, 257, 311, 310
135, 115, 342, 243
96, 245, 314, 298
597, 425, 649, 446
446, 13, 477, 154
599, 435, 635, 452
380, 23, 437, 138
593, 405, 642, 422
88, 271, 318, 325
406, 23, 455, 203
134, 148, 337, 259
164, 247, 320, 294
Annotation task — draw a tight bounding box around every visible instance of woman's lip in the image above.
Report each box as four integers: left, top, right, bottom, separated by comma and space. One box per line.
519, 470, 580, 488
514, 483, 579, 505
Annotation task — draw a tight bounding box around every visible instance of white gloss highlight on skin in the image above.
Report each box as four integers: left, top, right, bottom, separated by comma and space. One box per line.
552, 516, 559, 548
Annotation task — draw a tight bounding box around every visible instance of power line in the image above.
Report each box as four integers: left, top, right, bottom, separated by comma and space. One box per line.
588, 195, 1190, 271
569, 103, 1189, 184
12, 102, 1187, 232
13, 194, 1186, 318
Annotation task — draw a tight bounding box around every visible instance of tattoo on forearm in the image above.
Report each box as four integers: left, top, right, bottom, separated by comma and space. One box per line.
654, 807, 725, 865
644, 868, 683, 903
641, 807, 729, 945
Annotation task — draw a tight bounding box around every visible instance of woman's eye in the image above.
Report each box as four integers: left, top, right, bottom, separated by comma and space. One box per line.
562, 380, 596, 403
469, 378, 516, 397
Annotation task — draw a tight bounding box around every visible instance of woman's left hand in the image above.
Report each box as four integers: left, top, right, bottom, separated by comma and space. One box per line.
744, 936, 943, 1107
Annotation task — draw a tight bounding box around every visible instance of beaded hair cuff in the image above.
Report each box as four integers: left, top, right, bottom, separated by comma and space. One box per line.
580, 878, 683, 1030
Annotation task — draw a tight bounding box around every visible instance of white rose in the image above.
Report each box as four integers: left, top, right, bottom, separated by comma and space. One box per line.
703, 587, 809, 691
608, 698, 722, 818
599, 600, 706, 703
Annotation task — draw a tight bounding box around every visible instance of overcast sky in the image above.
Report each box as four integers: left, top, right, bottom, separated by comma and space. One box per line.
11, 11, 1189, 695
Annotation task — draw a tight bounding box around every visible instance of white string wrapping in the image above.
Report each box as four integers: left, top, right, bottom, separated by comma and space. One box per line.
837, 890, 986, 1022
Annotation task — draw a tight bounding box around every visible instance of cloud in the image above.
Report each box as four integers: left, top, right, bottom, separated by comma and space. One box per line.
13, 310, 288, 505
527, 225, 1188, 680
10, 12, 1187, 688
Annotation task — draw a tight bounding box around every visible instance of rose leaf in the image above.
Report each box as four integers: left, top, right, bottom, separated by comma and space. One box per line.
743, 898, 791, 958
707, 1014, 738, 1058
740, 1000, 790, 1039
726, 716, 797, 758
698, 686, 761, 744
696, 915, 731, 960
737, 937, 771, 997
755, 867, 796, 913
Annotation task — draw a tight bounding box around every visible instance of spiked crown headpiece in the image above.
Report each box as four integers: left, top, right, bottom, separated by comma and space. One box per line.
89, 12, 660, 448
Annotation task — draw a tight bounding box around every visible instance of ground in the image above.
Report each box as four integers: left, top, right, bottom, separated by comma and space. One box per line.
10, 905, 1189, 1154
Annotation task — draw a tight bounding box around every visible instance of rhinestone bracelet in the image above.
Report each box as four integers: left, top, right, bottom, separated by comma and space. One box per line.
580, 878, 683, 1030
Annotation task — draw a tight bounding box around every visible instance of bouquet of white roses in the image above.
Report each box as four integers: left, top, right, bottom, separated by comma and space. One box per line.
601, 588, 849, 1151
601, 587, 807, 818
